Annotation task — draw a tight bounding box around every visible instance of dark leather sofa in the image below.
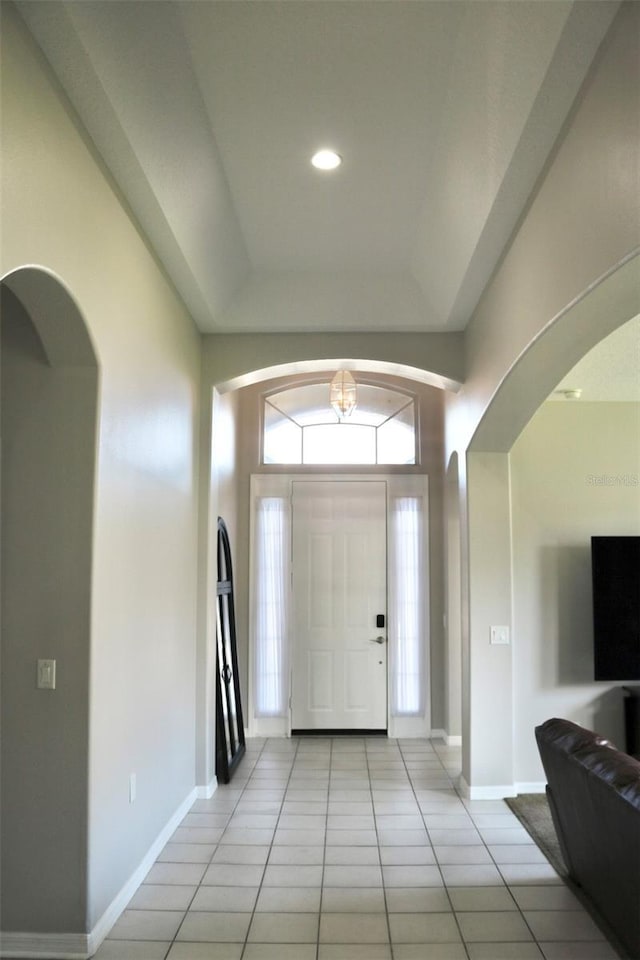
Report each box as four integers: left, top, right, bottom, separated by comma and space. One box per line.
535, 718, 640, 959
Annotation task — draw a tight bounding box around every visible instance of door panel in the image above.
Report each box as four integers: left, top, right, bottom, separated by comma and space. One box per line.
309, 534, 333, 627
345, 650, 370, 711
308, 651, 333, 710
292, 480, 387, 730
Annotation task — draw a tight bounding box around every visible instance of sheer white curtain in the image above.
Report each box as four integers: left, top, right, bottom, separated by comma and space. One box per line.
390, 496, 425, 716
254, 497, 289, 717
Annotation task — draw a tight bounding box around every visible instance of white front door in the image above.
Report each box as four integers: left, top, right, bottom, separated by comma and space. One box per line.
291, 480, 387, 730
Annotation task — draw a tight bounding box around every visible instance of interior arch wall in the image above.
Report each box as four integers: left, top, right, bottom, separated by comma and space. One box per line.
1, 273, 98, 932
2, 265, 97, 367
459, 267, 639, 795
445, 1, 640, 794
446, 2, 639, 465
203, 332, 464, 395
469, 256, 639, 455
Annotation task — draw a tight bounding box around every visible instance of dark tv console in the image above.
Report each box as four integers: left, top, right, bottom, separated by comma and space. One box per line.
623, 686, 640, 758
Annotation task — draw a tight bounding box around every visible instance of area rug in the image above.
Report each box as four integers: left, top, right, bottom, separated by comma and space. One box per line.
506, 793, 629, 958
505, 792, 567, 877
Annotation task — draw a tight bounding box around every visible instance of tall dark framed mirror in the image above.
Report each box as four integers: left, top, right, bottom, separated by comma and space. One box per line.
215, 517, 245, 783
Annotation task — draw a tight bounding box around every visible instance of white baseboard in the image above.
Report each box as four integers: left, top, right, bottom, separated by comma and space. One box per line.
459, 775, 518, 800
252, 716, 289, 738
196, 776, 218, 799
0, 932, 90, 959
515, 781, 547, 794
428, 730, 461, 745
87, 786, 198, 954
431, 730, 462, 747
458, 777, 547, 800
1, 787, 198, 959
389, 716, 431, 739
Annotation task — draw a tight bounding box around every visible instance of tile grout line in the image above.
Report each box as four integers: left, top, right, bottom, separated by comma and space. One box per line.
239, 736, 301, 960
198, 741, 265, 957
448, 745, 577, 957
451, 763, 560, 953
366, 735, 396, 960
157, 738, 265, 960
399, 737, 473, 960
96, 736, 619, 960
316, 735, 333, 960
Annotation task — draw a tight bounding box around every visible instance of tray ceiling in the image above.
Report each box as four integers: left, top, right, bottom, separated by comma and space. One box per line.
16, 0, 619, 333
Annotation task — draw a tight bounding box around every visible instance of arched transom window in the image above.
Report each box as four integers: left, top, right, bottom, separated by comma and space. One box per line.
263, 380, 416, 465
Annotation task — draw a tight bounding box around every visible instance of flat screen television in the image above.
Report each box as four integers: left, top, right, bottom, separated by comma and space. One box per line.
592, 536, 640, 681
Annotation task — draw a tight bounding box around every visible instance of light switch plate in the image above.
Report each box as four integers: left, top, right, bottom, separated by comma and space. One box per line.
490, 625, 510, 645
37, 659, 56, 689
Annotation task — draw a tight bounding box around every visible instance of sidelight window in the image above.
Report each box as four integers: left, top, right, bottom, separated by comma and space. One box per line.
389, 496, 426, 717
253, 497, 290, 717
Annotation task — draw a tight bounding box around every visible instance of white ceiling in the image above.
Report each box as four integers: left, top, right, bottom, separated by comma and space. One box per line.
16, 0, 619, 335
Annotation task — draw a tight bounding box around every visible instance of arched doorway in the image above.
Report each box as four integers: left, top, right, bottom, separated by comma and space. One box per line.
201, 363, 451, 776
1, 267, 98, 935
461, 255, 640, 796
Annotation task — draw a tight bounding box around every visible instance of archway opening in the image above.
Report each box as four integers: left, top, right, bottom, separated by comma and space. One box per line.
203, 360, 451, 771
462, 256, 640, 794
1, 267, 98, 932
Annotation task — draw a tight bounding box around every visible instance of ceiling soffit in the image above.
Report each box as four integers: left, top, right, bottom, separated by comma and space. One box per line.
16, 1, 620, 334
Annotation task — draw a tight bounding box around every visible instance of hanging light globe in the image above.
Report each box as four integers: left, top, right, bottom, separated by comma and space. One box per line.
330, 370, 357, 418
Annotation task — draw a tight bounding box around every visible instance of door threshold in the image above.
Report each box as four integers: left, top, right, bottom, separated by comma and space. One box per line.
292, 728, 388, 737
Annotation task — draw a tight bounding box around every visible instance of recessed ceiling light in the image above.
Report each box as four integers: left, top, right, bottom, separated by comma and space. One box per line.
311, 149, 342, 171
555, 388, 583, 400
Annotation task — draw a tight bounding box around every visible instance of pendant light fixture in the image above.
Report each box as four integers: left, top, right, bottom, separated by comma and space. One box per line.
330, 370, 357, 418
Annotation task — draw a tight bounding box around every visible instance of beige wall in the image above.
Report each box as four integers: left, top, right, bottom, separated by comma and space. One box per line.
510, 401, 640, 781
1, 5, 201, 934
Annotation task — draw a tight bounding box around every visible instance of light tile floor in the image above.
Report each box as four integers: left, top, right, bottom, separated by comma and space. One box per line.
95, 737, 621, 960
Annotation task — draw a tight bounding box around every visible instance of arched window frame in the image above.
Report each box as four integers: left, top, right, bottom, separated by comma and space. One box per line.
261, 378, 418, 466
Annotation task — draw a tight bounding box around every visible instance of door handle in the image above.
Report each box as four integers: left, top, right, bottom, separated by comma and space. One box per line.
368, 636, 386, 645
